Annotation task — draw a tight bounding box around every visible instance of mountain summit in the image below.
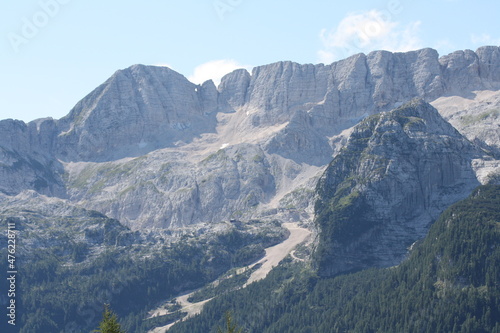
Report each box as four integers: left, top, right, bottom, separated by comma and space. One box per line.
1, 46, 500, 333
314, 99, 482, 276
0, 47, 499, 229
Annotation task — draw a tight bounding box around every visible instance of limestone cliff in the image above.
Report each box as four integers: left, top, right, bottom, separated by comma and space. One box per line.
56, 64, 219, 162
0, 47, 499, 230
314, 99, 483, 276
0, 118, 64, 197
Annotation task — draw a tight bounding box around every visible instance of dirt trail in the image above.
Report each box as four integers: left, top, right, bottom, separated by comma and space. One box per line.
148, 222, 311, 333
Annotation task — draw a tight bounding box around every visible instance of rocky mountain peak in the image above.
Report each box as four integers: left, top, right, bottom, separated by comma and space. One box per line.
218, 68, 251, 109
42, 46, 500, 164
0, 47, 499, 230
476, 45, 500, 82
56, 64, 220, 162
314, 99, 483, 276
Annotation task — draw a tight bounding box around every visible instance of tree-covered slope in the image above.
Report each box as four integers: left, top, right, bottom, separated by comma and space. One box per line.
0, 193, 287, 333
169, 185, 500, 333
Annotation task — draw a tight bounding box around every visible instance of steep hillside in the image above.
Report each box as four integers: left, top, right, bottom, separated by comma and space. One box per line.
0, 191, 287, 333
314, 99, 484, 276
168, 185, 500, 333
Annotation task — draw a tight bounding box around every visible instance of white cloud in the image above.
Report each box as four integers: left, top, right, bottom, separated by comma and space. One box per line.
470, 33, 500, 46
153, 63, 174, 69
188, 59, 251, 86
318, 10, 423, 63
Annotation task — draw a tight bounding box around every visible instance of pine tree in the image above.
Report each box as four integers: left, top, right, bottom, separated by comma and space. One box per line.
94, 304, 125, 333
217, 311, 243, 333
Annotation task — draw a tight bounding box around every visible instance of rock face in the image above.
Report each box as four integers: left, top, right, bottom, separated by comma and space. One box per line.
439, 46, 500, 94
432, 89, 500, 158
0, 118, 65, 197
56, 65, 220, 162
313, 99, 483, 276
0, 47, 499, 230
44, 46, 500, 164
65, 144, 279, 228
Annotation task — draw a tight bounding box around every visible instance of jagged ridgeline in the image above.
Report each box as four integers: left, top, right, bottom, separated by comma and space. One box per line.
0, 47, 499, 229
168, 185, 500, 333
0, 46, 499, 332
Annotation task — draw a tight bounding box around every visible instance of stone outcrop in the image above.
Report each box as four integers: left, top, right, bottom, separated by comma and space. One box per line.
314, 99, 483, 276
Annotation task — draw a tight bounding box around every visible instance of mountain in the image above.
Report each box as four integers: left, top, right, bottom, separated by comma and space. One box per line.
313, 99, 484, 276
0, 190, 287, 332
167, 185, 500, 333
1, 46, 500, 332
1, 47, 499, 229
53, 46, 499, 163
56, 65, 220, 162
50, 46, 500, 163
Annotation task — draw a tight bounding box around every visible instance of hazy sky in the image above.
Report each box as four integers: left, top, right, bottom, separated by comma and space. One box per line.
2, 0, 500, 122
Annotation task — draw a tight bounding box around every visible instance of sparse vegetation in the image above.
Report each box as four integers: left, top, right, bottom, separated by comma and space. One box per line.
460, 108, 500, 125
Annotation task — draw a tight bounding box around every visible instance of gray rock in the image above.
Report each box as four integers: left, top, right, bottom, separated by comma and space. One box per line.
218, 68, 251, 109
314, 99, 484, 276
432, 90, 500, 157
0, 47, 499, 230
476, 46, 500, 88
0, 118, 64, 197
56, 64, 219, 162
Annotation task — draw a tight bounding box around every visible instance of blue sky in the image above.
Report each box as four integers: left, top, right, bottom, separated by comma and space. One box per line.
2, 0, 500, 122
